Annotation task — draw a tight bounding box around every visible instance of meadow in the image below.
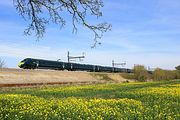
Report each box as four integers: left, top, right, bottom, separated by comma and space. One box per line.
0, 80, 179, 120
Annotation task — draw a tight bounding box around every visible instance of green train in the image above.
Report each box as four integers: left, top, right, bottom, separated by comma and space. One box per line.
18, 58, 133, 73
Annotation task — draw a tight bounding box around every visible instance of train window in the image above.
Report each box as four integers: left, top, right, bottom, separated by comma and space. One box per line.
21, 59, 27, 62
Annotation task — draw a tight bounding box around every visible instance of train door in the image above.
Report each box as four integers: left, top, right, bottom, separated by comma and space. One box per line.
95, 66, 100, 72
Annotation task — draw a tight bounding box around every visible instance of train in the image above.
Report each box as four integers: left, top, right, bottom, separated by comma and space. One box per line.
18, 58, 133, 73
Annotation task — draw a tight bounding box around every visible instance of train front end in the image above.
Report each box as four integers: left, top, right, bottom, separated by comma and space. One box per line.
18, 58, 30, 68
18, 58, 39, 69
18, 61, 25, 68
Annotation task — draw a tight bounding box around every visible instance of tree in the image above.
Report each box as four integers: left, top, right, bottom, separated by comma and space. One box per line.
133, 65, 149, 82
0, 59, 5, 68
175, 65, 180, 70
13, 0, 111, 47
153, 68, 166, 81
153, 68, 178, 80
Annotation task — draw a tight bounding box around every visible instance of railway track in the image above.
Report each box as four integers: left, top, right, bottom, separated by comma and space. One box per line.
0, 81, 99, 87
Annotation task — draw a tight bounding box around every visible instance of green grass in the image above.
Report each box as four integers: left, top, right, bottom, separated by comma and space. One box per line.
90, 73, 113, 81
0, 80, 180, 120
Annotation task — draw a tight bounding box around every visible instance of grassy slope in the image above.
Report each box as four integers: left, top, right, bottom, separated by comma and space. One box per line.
0, 80, 180, 119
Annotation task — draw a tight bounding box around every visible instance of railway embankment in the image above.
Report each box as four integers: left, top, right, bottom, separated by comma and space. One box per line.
0, 68, 131, 87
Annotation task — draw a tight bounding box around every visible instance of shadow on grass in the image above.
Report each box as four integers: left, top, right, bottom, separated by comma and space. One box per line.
0, 80, 179, 100
1, 80, 179, 120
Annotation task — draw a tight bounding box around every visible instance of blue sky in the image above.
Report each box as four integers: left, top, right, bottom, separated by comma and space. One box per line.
0, 0, 180, 69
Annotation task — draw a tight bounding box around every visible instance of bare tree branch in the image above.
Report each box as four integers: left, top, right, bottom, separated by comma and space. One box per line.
0, 59, 5, 68
13, 0, 111, 47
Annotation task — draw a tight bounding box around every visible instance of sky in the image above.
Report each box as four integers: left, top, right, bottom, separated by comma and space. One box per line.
0, 0, 180, 70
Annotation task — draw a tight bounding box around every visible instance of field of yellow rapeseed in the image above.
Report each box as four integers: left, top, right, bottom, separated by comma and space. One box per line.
0, 80, 179, 119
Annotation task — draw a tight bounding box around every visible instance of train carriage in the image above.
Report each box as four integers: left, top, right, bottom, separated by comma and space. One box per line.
18, 58, 133, 73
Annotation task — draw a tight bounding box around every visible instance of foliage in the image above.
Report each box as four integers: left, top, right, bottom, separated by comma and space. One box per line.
0, 95, 143, 120
175, 65, 180, 70
119, 67, 180, 81
90, 73, 113, 81
13, 0, 111, 47
120, 73, 136, 80
153, 68, 166, 80
153, 68, 180, 80
133, 65, 149, 82
175, 70, 180, 79
0, 80, 179, 119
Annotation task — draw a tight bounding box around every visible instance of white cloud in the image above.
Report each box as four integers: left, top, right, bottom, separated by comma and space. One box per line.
103, 37, 141, 52
0, 41, 179, 69
0, 42, 66, 60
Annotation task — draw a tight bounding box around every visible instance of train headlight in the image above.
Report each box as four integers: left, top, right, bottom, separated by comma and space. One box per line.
18, 62, 24, 68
